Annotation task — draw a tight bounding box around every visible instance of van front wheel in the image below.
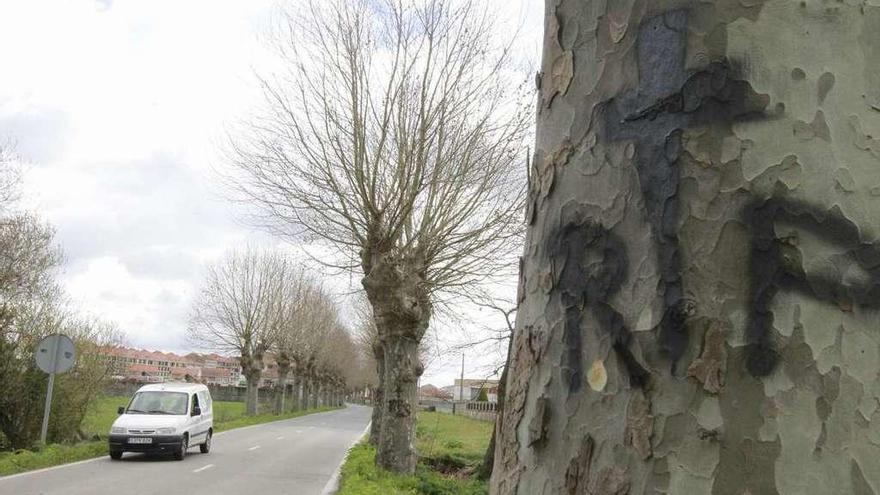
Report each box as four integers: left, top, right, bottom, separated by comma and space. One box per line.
109, 450, 122, 460
174, 434, 188, 461
199, 431, 212, 454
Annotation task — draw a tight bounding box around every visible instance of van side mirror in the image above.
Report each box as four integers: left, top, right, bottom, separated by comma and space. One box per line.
191, 406, 201, 417
117, 406, 125, 415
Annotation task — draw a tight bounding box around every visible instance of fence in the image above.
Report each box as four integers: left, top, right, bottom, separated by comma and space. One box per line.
103, 381, 319, 411
104, 381, 261, 403
419, 399, 497, 422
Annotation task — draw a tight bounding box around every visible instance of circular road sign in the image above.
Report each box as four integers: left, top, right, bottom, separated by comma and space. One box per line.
35, 334, 76, 374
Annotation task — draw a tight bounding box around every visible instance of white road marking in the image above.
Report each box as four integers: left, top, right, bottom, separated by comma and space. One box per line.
192, 464, 215, 473
0, 407, 348, 482
248, 445, 261, 451
276, 436, 285, 440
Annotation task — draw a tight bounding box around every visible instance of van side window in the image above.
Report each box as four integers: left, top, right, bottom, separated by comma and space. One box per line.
191, 393, 200, 415
198, 391, 211, 412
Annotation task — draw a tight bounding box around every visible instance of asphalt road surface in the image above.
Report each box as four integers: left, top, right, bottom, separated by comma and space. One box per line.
0, 405, 372, 495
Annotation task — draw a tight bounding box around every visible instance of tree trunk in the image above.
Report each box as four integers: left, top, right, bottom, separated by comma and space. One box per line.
492, 3, 880, 494
290, 373, 300, 411
479, 332, 513, 480
361, 252, 431, 474
243, 368, 261, 416
376, 335, 421, 474
309, 376, 318, 409
274, 365, 290, 414
369, 341, 386, 446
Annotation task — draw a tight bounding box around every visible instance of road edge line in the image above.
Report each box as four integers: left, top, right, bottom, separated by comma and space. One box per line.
319, 416, 371, 495
0, 456, 106, 481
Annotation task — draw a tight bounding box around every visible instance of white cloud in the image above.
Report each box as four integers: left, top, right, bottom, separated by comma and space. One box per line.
0, 0, 543, 387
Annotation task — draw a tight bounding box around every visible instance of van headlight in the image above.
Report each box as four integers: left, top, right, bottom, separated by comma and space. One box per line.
110, 427, 126, 434
156, 428, 176, 435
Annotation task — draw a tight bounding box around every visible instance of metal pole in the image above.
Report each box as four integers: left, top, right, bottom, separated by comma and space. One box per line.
40, 336, 62, 444
40, 373, 55, 444
459, 353, 465, 402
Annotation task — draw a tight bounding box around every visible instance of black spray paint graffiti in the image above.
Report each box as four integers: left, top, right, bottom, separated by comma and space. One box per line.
548, 206, 649, 392
601, 9, 766, 375
744, 198, 880, 376
547, 9, 880, 386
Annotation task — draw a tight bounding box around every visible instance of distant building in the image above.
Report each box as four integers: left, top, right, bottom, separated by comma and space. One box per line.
450, 378, 500, 402
419, 384, 453, 400
99, 345, 243, 386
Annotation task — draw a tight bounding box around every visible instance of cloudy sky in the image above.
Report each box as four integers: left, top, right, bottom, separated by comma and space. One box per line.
0, 0, 542, 387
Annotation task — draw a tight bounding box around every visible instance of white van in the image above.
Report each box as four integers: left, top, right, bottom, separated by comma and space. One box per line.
108, 382, 214, 461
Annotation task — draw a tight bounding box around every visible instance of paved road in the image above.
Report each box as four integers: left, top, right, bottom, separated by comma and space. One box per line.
0, 405, 371, 495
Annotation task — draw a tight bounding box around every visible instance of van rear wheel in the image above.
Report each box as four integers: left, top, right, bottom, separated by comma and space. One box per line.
174, 434, 187, 461
200, 430, 212, 454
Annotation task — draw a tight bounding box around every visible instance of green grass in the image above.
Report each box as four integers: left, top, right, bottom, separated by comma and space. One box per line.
0, 396, 341, 477
337, 412, 493, 495
80, 395, 255, 437
0, 441, 107, 477
213, 406, 338, 432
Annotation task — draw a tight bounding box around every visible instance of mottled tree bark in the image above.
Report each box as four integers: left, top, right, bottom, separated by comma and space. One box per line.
492, 2, 880, 494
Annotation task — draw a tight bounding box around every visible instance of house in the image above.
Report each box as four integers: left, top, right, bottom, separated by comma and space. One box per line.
450, 378, 500, 402
419, 384, 452, 400
99, 345, 243, 386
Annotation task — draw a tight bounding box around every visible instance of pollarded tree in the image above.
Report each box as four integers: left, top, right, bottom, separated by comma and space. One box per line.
316, 321, 359, 405
228, 0, 530, 472
188, 249, 291, 415
492, 3, 880, 494
269, 267, 313, 413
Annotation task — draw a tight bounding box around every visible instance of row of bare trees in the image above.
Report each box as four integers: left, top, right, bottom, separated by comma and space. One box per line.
224, 0, 529, 473
187, 248, 370, 415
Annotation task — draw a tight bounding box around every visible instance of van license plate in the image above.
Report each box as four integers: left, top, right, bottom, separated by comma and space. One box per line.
128, 437, 152, 444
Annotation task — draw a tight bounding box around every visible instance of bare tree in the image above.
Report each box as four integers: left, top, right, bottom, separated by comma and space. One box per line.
270, 267, 311, 414
273, 279, 337, 413
188, 249, 291, 415
227, 0, 530, 472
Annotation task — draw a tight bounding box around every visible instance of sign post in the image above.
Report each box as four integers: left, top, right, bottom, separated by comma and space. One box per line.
35, 334, 76, 444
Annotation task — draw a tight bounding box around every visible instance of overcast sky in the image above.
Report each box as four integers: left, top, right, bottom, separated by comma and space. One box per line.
0, 0, 542, 387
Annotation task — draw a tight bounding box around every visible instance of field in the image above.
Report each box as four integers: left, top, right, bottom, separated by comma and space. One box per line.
0, 395, 337, 477
337, 412, 493, 495
80, 395, 252, 437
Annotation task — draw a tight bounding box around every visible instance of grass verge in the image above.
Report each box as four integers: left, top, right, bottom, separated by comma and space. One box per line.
337, 411, 492, 495
0, 398, 341, 478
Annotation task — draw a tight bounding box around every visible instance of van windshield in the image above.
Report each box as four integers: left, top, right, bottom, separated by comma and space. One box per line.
126, 391, 188, 415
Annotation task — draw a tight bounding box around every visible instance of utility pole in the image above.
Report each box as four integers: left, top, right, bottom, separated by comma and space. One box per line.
459, 353, 465, 402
